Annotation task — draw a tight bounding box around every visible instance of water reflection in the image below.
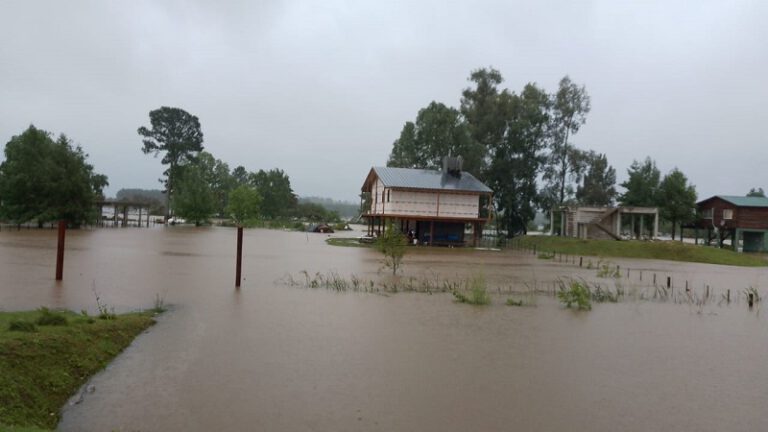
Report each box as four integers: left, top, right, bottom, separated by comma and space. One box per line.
0, 227, 766, 431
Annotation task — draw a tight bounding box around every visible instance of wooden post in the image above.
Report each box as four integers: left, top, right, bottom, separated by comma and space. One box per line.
138, 207, 142, 228
235, 226, 243, 288
55, 220, 66, 281
429, 221, 434, 246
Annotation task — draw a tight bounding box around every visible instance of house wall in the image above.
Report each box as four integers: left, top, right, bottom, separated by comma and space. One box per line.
372, 188, 480, 219
698, 198, 768, 230
370, 179, 385, 214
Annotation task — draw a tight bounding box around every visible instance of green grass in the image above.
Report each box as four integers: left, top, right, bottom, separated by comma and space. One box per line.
452, 275, 491, 306
0, 309, 156, 431
516, 236, 768, 267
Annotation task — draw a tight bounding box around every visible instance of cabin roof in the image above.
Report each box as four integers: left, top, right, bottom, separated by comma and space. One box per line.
698, 195, 768, 208
363, 166, 492, 193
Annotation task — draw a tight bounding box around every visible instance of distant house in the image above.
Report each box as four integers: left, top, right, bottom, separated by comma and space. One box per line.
693, 195, 768, 252
552, 206, 659, 240
360, 157, 492, 246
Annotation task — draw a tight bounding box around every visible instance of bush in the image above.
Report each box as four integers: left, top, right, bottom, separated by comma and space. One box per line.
8, 320, 37, 332
506, 298, 524, 306
557, 281, 592, 310
453, 275, 491, 305
35, 307, 68, 326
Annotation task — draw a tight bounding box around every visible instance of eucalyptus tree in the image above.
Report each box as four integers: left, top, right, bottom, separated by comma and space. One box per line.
485, 84, 550, 237
542, 76, 591, 207
387, 102, 483, 176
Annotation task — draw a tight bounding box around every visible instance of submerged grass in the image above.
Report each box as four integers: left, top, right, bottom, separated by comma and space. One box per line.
0, 309, 156, 431
516, 236, 768, 267
325, 237, 372, 248
452, 275, 491, 306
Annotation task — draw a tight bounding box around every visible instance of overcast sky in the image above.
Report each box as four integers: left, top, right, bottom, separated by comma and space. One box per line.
1, 0, 766, 202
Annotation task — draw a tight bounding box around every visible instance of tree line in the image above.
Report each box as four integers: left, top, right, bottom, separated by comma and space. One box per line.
386, 67, 709, 238
137, 106, 341, 226
0, 110, 341, 227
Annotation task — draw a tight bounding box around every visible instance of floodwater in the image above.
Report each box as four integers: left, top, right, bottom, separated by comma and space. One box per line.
1, 226, 767, 431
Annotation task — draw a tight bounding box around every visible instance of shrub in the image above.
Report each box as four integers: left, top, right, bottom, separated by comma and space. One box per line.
375, 221, 408, 275
8, 320, 37, 332
557, 281, 592, 310
35, 307, 68, 326
453, 275, 491, 306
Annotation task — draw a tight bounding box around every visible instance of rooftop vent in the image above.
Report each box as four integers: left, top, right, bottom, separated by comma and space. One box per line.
442, 156, 463, 178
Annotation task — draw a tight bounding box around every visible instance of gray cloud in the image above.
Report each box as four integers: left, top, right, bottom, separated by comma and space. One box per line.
1, 0, 766, 201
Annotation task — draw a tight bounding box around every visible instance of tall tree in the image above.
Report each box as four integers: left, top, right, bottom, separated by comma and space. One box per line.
747, 187, 765, 197
659, 168, 697, 240
542, 76, 591, 207
138, 107, 204, 218
387, 122, 418, 168
0, 126, 107, 226
248, 168, 297, 219
576, 152, 617, 206
619, 157, 661, 207
172, 164, 215, 226
196, 151, 233, 216
231, 166, 249, 186
226, 185, 261, 226
460, 67, 506, 166
485, 84, 550, 237
387, 102, 483, 175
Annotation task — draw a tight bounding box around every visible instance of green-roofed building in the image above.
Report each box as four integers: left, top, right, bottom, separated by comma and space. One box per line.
694, 195, 768, 252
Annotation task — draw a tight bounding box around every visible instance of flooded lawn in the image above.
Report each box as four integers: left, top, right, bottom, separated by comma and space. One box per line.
1, 227, 767, 431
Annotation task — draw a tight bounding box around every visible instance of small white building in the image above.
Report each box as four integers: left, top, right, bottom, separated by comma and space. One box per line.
361, 158, 492, 246
551, 206, 659, 240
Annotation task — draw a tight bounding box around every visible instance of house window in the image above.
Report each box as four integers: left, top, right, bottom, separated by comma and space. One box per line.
701, 208, 713, 219
387, 190, 390, 203
723, 209, 733, 220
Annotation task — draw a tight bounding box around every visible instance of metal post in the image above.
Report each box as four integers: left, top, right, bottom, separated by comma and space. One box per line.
235, 226, 243, 288
55, 220, 66, 281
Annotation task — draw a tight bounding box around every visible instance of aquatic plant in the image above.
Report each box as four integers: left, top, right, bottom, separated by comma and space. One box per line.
152, 293, 167, 313
744, 286, 761, 303
590, 284, 618, 303
452, 275, 491, 306
557, 281, 592, 310
92, 286, 116, 320
596, 260, 620, 278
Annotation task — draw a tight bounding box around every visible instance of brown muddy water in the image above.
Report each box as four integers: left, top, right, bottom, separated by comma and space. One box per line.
1, 227, 767, 431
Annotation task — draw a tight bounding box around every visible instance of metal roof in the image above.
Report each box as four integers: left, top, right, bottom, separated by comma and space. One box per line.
700, 195, 768, 208
368, 166, 492, 193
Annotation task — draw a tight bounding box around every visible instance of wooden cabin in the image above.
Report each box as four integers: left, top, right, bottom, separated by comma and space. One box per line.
552, 206, 659, 240
693, 195, 768, 252
361, 157, 492, 246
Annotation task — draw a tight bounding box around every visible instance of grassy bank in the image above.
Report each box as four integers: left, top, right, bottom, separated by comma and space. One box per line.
0, 309, 157, 431
516, 236, 768, 267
